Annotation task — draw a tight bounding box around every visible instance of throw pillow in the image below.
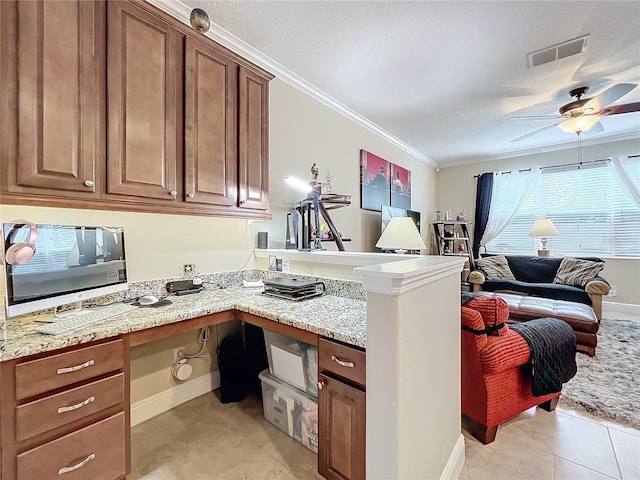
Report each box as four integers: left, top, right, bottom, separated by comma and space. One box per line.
475, 255, 515, 280
465, 296, 510, 336
554, 257, 604, 288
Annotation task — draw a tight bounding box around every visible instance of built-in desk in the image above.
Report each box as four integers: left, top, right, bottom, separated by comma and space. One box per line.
0, 287, 366, 480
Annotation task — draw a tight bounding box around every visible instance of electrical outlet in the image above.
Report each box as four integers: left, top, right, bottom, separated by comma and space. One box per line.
173, 346, 185, 362
183, 264, 195, 276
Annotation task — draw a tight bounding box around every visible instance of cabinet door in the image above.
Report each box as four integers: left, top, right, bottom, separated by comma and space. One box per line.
184, 37, 238, 206
238, 67, 269, 211
106, 1, 180, 201
318, 373, 366, 480
13, 0, 103, 195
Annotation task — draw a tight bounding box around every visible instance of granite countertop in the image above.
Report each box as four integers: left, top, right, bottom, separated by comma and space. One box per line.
0, 285, 366, 362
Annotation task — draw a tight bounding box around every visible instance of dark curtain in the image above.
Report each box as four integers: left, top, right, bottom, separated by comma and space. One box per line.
472, 173, 493, 259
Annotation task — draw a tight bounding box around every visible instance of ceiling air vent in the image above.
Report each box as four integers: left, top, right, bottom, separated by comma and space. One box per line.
528, 34, 590, 68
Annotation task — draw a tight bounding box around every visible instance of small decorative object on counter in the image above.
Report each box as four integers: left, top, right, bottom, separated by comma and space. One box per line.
457, 211, 466, 221
435, 210, 441, 221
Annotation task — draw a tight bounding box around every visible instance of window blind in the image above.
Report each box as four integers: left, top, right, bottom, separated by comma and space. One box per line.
486, 159, 640, 258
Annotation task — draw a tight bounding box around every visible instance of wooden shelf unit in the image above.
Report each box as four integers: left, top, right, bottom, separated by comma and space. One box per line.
432, 221, 475, 273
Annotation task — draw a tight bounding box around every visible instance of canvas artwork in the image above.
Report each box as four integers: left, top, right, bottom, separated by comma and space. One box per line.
360, 150, 391, 211
390, 163, 411, 210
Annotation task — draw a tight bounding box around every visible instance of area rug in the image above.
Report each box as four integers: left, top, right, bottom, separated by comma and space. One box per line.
559, 318, 640, 429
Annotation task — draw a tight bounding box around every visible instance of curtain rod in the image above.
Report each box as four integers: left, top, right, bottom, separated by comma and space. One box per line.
473, 157, 611, 178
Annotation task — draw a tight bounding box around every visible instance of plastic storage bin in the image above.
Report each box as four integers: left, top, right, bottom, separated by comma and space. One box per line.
259, 369, 318, 454
263, 329, 318, 398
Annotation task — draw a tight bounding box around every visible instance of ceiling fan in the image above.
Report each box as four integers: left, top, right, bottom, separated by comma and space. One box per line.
509, 82, 639, 142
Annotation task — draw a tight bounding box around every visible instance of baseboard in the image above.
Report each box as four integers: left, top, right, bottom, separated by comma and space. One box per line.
440, 434, 465, 480
130, 371, 221, 427
602, 301, 640, 322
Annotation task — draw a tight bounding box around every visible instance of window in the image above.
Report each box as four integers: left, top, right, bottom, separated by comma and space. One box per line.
486, 159, 640, 258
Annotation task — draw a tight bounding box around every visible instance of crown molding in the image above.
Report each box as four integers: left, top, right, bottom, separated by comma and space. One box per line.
146, 0, 437, 167
439, 131, 640, 168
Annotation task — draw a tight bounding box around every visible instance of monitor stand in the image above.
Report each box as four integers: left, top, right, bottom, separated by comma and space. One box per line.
34, 301, 85, 323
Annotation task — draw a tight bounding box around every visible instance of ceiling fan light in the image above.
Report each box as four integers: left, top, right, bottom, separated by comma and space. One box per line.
558, 115, 601, 134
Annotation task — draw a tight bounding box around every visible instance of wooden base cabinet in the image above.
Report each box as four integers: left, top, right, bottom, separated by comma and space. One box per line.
0, 338, 130, 480
318, 339, 366, 480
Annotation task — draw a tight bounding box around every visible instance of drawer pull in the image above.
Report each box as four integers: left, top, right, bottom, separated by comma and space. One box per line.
57, 396, 95, 414
58, 453, 95, 475
317, 381, 325, 390
57, 359, 95, 375
331, 355, 355, 368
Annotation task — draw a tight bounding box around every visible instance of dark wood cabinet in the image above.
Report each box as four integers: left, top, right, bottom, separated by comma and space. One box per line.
2, 0, 104, 198
238, 67, 270, 211
106, 0, 181, 202
0, 338, 130, 480
318, 339, 366, 480
184, 37, 238, 207
0, 0, 272, 218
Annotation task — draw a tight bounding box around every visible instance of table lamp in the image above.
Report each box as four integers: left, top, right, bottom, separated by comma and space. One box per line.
529, 218, 559, 257
376, 217, 426, 254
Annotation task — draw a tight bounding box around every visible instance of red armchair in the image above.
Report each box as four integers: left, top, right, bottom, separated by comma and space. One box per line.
461, 296, 560, 444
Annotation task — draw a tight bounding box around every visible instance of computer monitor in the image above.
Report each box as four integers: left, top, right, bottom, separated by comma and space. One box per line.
2, 223, 128, 317
381, 205, 422, 233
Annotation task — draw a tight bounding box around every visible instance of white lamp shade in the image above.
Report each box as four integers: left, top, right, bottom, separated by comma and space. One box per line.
376, 217, 426, 252
528, 218, 560, 237
558, 115, 600, 134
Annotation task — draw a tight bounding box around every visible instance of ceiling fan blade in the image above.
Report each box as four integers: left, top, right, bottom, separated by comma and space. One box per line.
583, 83, 637, 111
508, 115, 565, 121
510, 123, 561, 142
600, 102, 640, 116
582, 121, 604, 136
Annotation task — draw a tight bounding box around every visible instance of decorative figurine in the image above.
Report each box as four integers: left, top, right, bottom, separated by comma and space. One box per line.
324, 169, 334, 194
435, 210, 441, 221
310, 163, 321, 192
457, 211, 466, 221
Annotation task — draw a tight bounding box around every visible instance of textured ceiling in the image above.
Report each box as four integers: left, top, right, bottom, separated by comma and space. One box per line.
183, 0, 640, 165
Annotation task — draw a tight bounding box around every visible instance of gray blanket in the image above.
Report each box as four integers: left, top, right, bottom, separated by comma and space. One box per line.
511, 318, 577, 396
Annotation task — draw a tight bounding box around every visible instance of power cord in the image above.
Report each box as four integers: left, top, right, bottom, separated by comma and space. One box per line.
176, 326, 219, 361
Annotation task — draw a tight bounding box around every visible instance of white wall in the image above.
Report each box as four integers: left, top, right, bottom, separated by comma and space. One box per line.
248, 78, 437, 253
435, 137, 640, 307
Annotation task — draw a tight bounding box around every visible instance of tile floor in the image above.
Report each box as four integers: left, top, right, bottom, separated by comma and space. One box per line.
130, 391, 639, 480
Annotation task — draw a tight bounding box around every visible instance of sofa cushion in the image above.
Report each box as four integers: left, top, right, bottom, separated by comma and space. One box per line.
554, 257, 605, 288
480, 279, 592, 306
464, 295, 510, 336
476, 255, 515, 280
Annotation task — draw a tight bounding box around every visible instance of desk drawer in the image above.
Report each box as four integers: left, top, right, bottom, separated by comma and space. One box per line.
319, 338, 366, 387
15, 339, 124, 400
17, 411, 126, 480
16, 372, 125, 442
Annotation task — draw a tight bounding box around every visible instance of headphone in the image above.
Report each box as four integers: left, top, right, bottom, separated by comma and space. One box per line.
4, 220, 38, 265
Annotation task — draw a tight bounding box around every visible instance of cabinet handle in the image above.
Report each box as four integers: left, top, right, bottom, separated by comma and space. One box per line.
57, 359, 94, 375
187, 192, 195, 198
57, 396, 95, 414
58, 453, 95, 475
331, 355, 355, 368
169, 190, 177, 196
83, 180, 94, 187
317, 381, 325, 390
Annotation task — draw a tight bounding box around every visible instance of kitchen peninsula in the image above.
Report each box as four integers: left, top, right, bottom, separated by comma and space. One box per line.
0, 254, 465, 480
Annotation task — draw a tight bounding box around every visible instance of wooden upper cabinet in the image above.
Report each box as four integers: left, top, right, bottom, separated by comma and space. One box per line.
238, 67, 270, 211
12, 0, 103, 196
106, 0, 180, 201
184, 37, 238, 207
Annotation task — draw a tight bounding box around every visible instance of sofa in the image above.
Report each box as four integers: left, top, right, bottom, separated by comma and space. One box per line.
468, 255, 610, 320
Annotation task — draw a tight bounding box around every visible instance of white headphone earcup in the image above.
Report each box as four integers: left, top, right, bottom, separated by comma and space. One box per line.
5, 243, 36, 265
